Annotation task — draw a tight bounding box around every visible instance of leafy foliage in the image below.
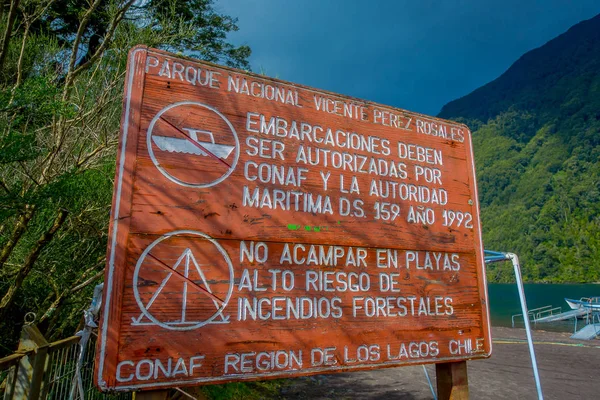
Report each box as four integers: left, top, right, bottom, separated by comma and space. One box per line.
0, 0, 250, 357
440, 14, 600, 283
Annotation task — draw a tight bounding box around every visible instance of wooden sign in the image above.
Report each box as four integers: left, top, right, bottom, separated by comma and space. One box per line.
96, 46, 491, 392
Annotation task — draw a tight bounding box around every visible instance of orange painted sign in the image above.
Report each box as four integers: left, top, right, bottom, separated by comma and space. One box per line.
96, 46, 491, 392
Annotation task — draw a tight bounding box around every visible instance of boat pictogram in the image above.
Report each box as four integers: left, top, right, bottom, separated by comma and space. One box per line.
152, 128, 235, 159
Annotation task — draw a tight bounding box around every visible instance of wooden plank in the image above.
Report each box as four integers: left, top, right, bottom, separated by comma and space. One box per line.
436, 361, 469, 400
2, 363, 19, 400
0, 353, 27, 370
10, 325, 49, 400
96, 46, 491, 392
28, 344, 48, 400
47, 335, 80, 350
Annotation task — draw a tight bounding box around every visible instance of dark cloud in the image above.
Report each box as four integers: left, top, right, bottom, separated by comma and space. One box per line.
218, 0, 600, 115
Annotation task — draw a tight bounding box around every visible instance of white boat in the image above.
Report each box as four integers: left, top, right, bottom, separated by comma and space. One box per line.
565, 297, 600, 310
152, 128, 234, 159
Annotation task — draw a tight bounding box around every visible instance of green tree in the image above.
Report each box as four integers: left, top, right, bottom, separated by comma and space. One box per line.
0, 0, 250, 354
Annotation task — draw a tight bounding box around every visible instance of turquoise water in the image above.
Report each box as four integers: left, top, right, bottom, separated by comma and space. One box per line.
487, 283, 600, 331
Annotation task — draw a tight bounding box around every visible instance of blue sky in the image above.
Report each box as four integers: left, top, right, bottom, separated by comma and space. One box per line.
217, 0, 600, 116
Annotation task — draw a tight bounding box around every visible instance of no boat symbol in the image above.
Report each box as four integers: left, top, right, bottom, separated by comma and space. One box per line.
147, 101, 240, 187
132, 230, 234, 331
153, 128, 235, 159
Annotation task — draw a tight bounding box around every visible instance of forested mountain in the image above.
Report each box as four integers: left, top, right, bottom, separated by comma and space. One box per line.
439, 14, 600, 282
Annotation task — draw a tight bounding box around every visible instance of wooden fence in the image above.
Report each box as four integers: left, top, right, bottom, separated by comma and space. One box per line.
0, 324, 131, 400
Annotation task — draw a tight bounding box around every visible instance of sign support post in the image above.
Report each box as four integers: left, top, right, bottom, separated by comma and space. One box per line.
436, 361, 469, 399
135, 390, 169, 400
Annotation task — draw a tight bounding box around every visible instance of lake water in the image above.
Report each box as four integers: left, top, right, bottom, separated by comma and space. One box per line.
487, 283, 600, 332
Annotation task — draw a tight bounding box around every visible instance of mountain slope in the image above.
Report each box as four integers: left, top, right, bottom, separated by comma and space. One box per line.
439, 13, 600, 136
438, 14, 600, 283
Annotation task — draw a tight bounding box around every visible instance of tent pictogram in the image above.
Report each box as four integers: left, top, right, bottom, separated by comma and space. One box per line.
132, 230, 234, 331
131, 248, 229, 327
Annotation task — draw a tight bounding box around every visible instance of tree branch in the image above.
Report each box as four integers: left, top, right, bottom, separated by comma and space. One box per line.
0, 177, 10, 194
65, 0, 102, 90
0, 0, 20, 71
69, 0, 136, 82
13, 0, 57, 93
38, 265, 104, 327
17, 160, 40, 186
0, 204, 35, 272
13, 18, 29, 94
75, 144, 107, 169
0, 208, 68, 319
71, 267, 104, 294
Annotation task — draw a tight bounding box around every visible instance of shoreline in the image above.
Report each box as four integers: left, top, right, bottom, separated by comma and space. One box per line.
491, 325, 599, 345
277, 326, 599, 399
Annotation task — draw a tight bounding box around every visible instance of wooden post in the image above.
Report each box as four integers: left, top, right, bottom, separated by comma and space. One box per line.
7, 324, 49, 400
134, 390, 169, 400
2, 355, 21, 400
27, 334, 48, 400
436, 361, 469, 400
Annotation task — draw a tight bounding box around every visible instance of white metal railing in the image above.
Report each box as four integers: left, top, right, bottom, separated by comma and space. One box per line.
511, 305, 563, 327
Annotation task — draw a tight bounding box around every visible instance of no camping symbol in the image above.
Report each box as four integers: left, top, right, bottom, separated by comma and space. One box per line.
147, 101, 240, 187
132, 230, 234, 330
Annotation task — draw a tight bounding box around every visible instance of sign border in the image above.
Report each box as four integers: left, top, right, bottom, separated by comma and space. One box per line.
97, 45, 492, 391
